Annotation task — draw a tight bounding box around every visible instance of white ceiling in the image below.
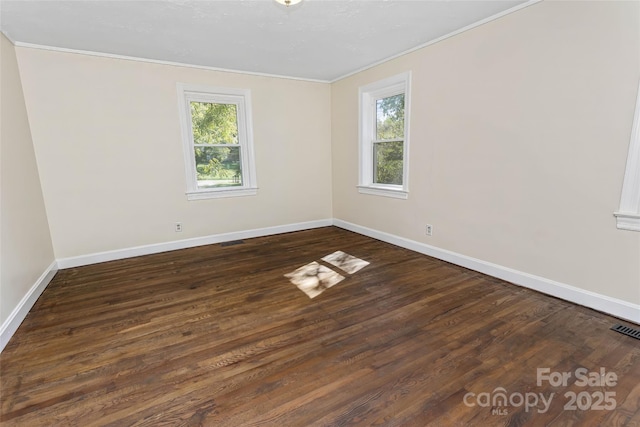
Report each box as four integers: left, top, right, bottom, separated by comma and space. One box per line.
0, 0, 531, 82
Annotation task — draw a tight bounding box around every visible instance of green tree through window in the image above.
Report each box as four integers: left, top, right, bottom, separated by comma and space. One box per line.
374, 94, 405, 185
190, 102, 242, 187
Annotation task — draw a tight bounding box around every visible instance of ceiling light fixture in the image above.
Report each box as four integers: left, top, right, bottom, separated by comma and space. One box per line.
274, 0, 302, 7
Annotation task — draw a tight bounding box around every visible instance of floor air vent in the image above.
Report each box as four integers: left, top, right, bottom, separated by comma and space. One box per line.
221, 240, 245, 247
611, 323, 640, 340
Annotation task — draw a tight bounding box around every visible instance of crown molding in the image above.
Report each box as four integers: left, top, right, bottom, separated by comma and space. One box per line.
330, 0, 542, 83
5, 0, 541, 84
10, 40, 330, 84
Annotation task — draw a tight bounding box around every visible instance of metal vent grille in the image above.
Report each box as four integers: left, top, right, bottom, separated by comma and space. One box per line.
611, 323, 640, 340
221, 240, 245, 247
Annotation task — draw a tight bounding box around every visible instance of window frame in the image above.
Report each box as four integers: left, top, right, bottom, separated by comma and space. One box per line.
177, 83, 257, 200
614, 80, 640, 231
358, 72, 411, 199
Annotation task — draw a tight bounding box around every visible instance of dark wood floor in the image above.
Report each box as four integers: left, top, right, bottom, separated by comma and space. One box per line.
1, 227, 639, 426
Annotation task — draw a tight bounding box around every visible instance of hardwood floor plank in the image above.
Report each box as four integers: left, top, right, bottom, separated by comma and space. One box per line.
1, 227, 638, 426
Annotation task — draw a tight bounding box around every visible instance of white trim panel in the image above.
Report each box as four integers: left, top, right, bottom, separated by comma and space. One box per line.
613, 213, 640, 231
334, 219, 640, 324
615, 81, 640, 231
57, 219, 333, 269
0, 261, 58, 353
186, 188, 258, 200
357, 186, 408, 199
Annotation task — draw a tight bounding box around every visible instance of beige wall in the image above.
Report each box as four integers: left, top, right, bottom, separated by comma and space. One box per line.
331, 1, 640, 304
0, 34, 55, 326
16, 49, 333, 259
5, 0, 639, 315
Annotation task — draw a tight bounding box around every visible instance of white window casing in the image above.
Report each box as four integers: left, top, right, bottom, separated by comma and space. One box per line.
614, 81, 640, 231
177, 83, 258, 200
358, 72, 411, 199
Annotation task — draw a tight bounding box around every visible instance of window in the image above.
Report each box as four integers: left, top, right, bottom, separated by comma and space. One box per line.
177, 84, 257, 200
358, 72, 411, 199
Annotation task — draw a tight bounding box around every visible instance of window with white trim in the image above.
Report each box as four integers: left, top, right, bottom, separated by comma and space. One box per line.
358, 72, 411, 199
177, 84, 257, 200
614, 80, 640, 231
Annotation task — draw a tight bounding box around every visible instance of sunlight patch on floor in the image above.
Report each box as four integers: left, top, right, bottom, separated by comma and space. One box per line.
285, 251, 369, 299
322, 250, 370, 274
285, 261, 345, 299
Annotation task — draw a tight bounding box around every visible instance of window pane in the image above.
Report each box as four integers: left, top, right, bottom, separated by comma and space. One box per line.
190, 102, 238, 145
373, 141, 403, 185
195, 146, 242, 188
376, 94, 404, 141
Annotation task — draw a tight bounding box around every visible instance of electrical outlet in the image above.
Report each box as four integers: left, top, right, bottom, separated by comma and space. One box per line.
425, 224, 433, 236
175, 222, 183, 232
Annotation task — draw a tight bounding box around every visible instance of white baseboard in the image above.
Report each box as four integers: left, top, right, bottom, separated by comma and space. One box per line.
0, 261, 58, 353
4, 217, 636, 355
57, 219, 333, 269
334, 219, 640, 325
2, 220, 332, 353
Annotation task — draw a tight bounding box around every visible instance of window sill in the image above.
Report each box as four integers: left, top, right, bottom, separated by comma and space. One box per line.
357, 185, 408, 200
187, 188, 258, 200
614, 212, 640, 232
